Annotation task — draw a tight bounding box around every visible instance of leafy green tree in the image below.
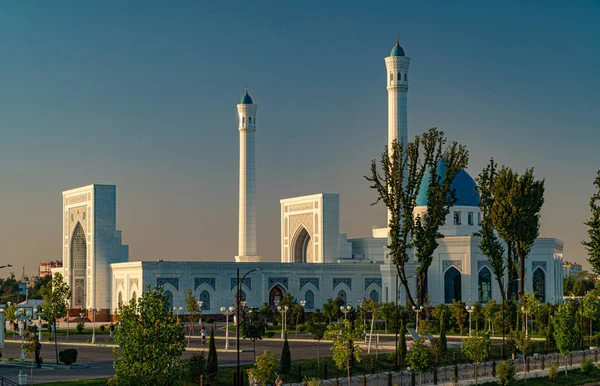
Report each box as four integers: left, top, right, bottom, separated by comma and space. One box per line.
406, 339, 433, 386
475, 159, 507, 300
29, 275, 52, 300
496, 360, 518, 386
322, 297, 344, 324
461, 331, 490, 385
583, 289, 600, 344
247, 351, 279, 385
564, 270, 597, 296
185, 288, 201, 326
4, 302, 18, 322
206, 327, 218, 379
380, 301, 403, 333
413, 129, 469, 308
186, 353, 206, 384
450, 300, 467, 335
291, 303, 305, 331
325, 319, 365, 385
471, 302, 485, 331
39, 272, 70, 364
308, 311, 328, 366
279, 332, 291, 374
552, 302, 580, 376
258, 302, 274, 324
361, 298, 379, 352
432, 303, 450, 353
113, 285, 186, 385
583, 171, 600, 275
241, 310, 266, 362
482, 300, 498, 333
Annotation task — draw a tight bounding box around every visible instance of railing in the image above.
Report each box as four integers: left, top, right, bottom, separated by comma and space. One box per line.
0, 376, 19, 386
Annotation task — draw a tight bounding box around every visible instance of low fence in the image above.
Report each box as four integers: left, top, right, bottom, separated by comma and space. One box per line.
285, 349, 600, 386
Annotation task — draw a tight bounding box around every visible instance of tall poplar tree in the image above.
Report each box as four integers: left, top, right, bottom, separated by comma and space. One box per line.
583, 170, 600, 275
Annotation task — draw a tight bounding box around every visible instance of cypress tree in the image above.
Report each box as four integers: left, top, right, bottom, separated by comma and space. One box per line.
206, 328, 218, 379
280, 332, 291, 374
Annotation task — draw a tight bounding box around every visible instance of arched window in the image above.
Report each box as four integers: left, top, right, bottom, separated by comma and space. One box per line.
242, 117, 245, 126
390, 72, 393, 85
404, 72, 408, 81
478, 267, 492, 303
249, 117, 252, 124
533, 268, 545, 303
164, 290, 173, 310
369, 290, 379, 302
118, 291, 123, 308
200, 290, 210, 311
337, 290, 347, 305
444, 267, 462, 303
131, 291, 137, 304
305, 290, 314, 310
397, 72, 401, 83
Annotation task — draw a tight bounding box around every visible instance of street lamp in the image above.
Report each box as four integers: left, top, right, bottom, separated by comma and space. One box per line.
197, 300, 204, 326
236, 267, 260, 386
466, 305, 473, 336
89, 308, 101, 344
297, 300, 306, 338
14, 309, 28, 362
412, 305, 424, 331
520, 306, 528, 338
277, 304, 289, 338
173, 306, 183, 323
340, 305, 352, 320
220, 306, 235, 350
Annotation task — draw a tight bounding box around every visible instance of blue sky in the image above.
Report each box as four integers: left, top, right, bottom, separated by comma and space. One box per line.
0, 1, 599, 276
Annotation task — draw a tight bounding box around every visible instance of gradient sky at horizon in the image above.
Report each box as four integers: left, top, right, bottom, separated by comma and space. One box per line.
1, 1, 599, 277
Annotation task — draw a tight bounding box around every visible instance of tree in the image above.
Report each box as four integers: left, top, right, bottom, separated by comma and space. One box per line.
258, 302, 274, 324
361, 298, 379, 353
406, 339, 433, 386
450, 300, 467, 336
241, 310, 266, 362
308, 311, 328, 366
247, 351, 279, 385
4, 302, 18, 322
583, 289, 600, 344
279, 332, 291, 374
379, 302, 403, 333
39, 272, 70, 365
475, 159, 506, 300
482, 300, 498, 333
413, 129, 469, 309
186, 288, 201, 326
432, 303, 450, 353
471, 302, 484, 331
564, 271, 596, 296
113, 285, 186, 385
583, 170, 600, 275
399, 319, 408, 360
552, 302, 580, 376
325, 319, 365, 385
461, 331, 490, 385
322, 297, 344, 324
206, 327, 218, 379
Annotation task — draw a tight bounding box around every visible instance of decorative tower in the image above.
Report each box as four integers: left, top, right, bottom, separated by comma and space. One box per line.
235, 89, 261, 262
385, 36, 410, 224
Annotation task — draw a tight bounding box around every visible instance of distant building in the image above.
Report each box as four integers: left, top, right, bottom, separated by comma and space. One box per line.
40, 260, 62, 278
563, 261, 583, 278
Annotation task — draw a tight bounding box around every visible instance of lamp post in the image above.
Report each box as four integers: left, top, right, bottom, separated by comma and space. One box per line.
276, 303, 289, 339
297, 300, 306, 338
220, 306, 234, 350
14, 309, 27, 362
197, 300, 204, 327
412, 305, 424, 331
89, 308, 101, 344
173, 306, 183, 323
340, 305, 352, 320
236, 268, 260, 386
466, 305, 473, 336
520, 306, 528, 338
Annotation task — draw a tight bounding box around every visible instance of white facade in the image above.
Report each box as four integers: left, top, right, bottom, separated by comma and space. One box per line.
56, 39, 565, 320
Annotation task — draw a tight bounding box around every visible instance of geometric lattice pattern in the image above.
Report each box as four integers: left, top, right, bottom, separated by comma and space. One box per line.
195, 278, 216, 291
299, 278, 319, 290
532, 261, 547, 272
231, 277, 252, 290
443, 260, 463, 273
157, 278, 179, 291
365, 278, 382, 289
333, 278, 352, 290
268, 277, 288, 290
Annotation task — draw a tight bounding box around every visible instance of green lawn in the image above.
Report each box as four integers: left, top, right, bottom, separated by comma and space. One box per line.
35, 380, 109, 386
480, 366, 600, 385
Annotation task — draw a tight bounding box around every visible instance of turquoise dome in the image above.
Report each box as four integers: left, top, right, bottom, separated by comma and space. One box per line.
390, 42, 406, 57
415, 160, 480, 207
240, 89, 253, 104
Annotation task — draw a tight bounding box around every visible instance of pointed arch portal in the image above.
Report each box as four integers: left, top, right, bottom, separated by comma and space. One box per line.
292, 226, 311, 263
269, 285, 285, 306
70, 223, 87, 308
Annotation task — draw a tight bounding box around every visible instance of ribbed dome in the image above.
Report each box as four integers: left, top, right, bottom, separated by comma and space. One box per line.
390, 43, 405, 57
240, 89, 253, 104
416, 160, 480, 207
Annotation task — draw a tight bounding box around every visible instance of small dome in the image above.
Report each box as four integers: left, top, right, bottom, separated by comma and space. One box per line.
389, 36, 405, 57
416, 159, 480, 207
240, 89, 253, 104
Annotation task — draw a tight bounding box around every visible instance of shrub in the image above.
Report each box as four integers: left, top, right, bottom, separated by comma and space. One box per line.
580, 358, 594, 375
248, 351, 279, 385
107, 376, 118, 386
76, 321, 85, 334
548, 361, 558, 382
205, 317, 214, 324
100, 325, 105, 332
58, 349, 78, 365
265, 331, 275, 338
303, 377, 323, 386
186, 352, 206, 383
496, 360, 517, 386
41, 323, 48, 329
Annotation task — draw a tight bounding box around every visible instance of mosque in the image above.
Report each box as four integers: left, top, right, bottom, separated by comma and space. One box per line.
55, 39, 564, 321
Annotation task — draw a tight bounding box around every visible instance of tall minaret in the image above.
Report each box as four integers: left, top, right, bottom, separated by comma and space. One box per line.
235, 89, 261, 262
385, 36, 410, 224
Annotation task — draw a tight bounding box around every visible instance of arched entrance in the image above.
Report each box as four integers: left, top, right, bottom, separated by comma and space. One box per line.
292, 226, 311, 263
269, 285, 285, 306
71, 223, 87, 308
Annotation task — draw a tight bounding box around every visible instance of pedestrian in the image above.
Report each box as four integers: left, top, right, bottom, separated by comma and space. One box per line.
109, 323, 114, 338
201, 328, 207, 346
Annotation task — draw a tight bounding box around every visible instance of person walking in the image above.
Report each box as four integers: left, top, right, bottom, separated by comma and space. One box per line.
109, 323, 114, 338
201, 327, 207, 346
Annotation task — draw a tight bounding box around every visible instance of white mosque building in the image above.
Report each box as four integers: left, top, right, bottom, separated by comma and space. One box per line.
55, 40, 564, 321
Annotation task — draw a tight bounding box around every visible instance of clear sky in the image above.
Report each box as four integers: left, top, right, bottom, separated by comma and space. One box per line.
1, 1, 599, 277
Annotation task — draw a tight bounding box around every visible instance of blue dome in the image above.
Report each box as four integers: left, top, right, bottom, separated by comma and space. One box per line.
240, 89, 253, 104
390, 43, 405, 57
416, 160, 480, 207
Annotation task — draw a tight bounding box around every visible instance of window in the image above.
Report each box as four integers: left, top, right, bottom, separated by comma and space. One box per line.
249, 117, 252, 124
468, 212, 474, 226
369, 290, 379, 302
305, 290, 314, 310
118, 291, 123, 308
397, 72, 401, 83
533, 268, 545, 303
405, 72, 408, 81
444, 267, 462, 303
453, 212, 461, 225
242, 117, 245, 126
200, 290, 210, 310
478, 267, 492, 303
478, 212, 482, 225
337, 290, 347, 305
390, 72, 393, 83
